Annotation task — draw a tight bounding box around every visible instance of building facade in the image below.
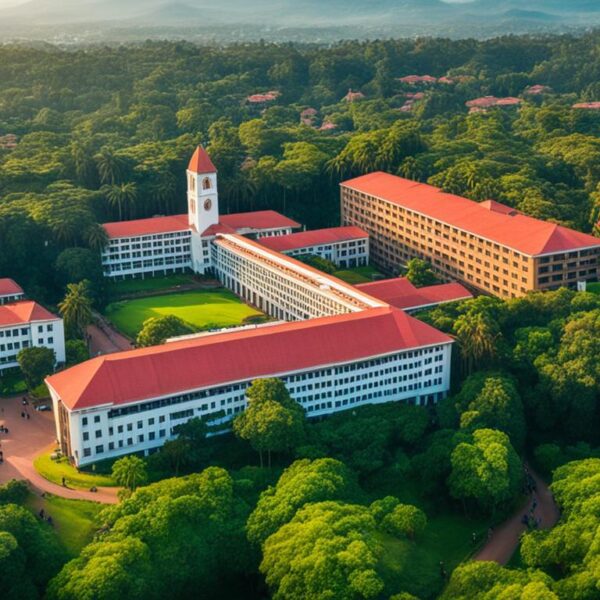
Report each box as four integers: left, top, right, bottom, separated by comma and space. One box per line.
101, 147, 300, 279
0, 300, 65, 371
258, 226, 369, 268
341, 172, 600, 299
47, 308, 452, 466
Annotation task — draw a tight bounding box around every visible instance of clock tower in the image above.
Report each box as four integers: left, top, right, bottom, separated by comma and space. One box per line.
187, 145, 219, 234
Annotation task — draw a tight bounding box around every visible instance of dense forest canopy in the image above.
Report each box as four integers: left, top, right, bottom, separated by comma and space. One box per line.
1, 33, 600, 301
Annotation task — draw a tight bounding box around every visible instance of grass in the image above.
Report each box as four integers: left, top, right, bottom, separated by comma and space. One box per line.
588, 282, 600, 294
0, 369, 27, 397
378, 512, 489, 599
34, 450, 116, 489
108, 273, 197, 296
26, 493, 103, 555
334, 265, 384, 285
104, 288, 263, 338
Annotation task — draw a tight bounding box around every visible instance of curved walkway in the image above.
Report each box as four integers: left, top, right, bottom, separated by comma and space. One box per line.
475, 467, 560, 564
0, 395, 119, 504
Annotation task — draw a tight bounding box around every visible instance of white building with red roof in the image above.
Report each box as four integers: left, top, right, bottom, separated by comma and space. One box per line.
258, 226, 369, 268
0, 298, 65, 371
0, 278, 25, 305
101, 146, 300, 279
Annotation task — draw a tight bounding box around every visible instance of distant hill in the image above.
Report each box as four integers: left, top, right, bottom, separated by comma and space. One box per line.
0, 0, 599, 36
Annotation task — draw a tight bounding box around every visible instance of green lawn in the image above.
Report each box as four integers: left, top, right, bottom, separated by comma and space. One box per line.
34, 451, 116, 489
104, 288, 264, 338
26, 493, 103, 555
334, 265, 384, 285
588, 282, 600, 295
0, 369, 27, 397
108, 273, 197, 296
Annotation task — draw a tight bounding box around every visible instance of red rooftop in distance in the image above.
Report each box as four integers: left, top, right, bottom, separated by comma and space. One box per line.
0, 300, 58, 327
258, 226, 368, 253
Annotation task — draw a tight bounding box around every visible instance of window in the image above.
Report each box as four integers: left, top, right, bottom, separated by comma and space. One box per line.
95, 445, 104, 454
83, 448, 91, 457
82, 432, 89, 441
82, 417, 88, 426
94, 415, 100, 423
202, 177, 211, 190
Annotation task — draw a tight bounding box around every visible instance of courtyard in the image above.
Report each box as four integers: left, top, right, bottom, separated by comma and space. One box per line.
104, 287, 266, 339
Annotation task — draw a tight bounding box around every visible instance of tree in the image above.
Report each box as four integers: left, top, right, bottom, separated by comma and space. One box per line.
382, 504, 427, 540
261, 501, 385, 600
17, 346, 56, 388
55, 248, 104, 291
65, 339, 89, 366
404, 258, 438, 286
246, 458, 356, 546
85, 224, 109, 253
58, 281, 93, 338
458, 375, 526, 450
440, 561, 557, 600
448, 428, 523, 515
104, 182, 138, 220
233, 378, 305, 467
95, 146, 126, 185
111, 455, 147, 492
136, 315, 195, 348
454, 310, 500, 375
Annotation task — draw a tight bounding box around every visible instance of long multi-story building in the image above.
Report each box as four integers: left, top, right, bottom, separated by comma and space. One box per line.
0, 299, 65, 370
46, 306, 452, 466
341, 172, 600, 299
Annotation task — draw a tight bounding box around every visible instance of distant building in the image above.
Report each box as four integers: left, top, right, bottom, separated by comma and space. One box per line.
525, 85, 552, 96
398, 75, 437, 85
259, 226, 369, 268
246, 90, 280, 104
341, 172, 600, 299
343, 89, 365, 103
466, 96, 522, 113
0, 279, 25, 305
572, 102, 600, 110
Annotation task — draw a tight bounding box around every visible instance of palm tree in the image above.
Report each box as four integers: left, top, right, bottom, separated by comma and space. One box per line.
454, 311, 499, 375
150, 172, 177, 214
111, 455, 147, 492
71, 141, 96, 186
95, 146, 126, 185
86, 224, 109, 253
58, 281, 93, 337
104, 182, 138, 220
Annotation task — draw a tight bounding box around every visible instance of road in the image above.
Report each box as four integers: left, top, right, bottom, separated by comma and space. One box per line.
474, 467, 560, 564
0, 395, 119, 504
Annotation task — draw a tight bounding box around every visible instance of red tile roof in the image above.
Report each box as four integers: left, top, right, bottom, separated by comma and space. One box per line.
356, 278, 472, 311
341, 172, 600, 256
573, 102, 600, 110
188, 145, 217, 174
219, 210, 301, 231
398, 75, 438, 84
466, 96, 521, 108
0, 301, 58, 327
258, 226, 368, 253
103, 214, 189, 239
46, 306, 452, 411
0, 278, 24, 297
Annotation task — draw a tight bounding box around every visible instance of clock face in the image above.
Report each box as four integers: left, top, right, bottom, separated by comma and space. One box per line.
204, 198, 212, 211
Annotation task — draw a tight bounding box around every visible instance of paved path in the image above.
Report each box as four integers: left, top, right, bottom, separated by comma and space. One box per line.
88, 319, 132, 356
0, 395, 119, 504
474, 467, 560, 564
